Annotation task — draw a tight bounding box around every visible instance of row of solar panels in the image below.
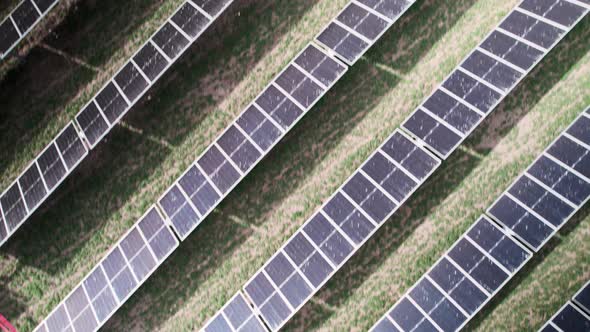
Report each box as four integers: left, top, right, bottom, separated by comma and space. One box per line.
371, 111, 590, 332
541, 281, 590, 332
33, 0, 420, 331
0, 0, 58, 59
0, 0, 235, 247
202, 0, 590, 331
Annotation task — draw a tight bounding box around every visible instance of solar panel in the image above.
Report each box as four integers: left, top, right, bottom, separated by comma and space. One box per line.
158, 43, 348, 240
315, 0, 415, 65
488, 113, 590, 251
202, 292, 267, 332
540, 302, 590, 332
403, 0, 588, 159
1, 0, 235, 247
573, 281, 590, 315
240, 131, 439, 331
0, 0, 60, 59
373, 217, 531, 332
0, 122, 87, 246
34, 207, 179, 332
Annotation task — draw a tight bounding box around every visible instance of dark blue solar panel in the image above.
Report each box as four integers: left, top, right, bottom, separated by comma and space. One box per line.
402, 108, 462, 158
442, 70, 502, 114
76, 101, 110, 146
422, 89, 482, 134
178, 165, 220, 216
380, 131, 440, 181
159, 184, 200, 238
507, 175, 574, 228
337, 2, 389, 40
548, 136, 590, 180
237, 105, 282, 152
294, 44, 347, 87
428, 257, 488, 315
19, 162, 47, 211
197, 146, 241, 194
480, 30, 543, 71
499, 11, 564, 49
519, 0, 587, 27
528, 155, 590, 206
488, 194, 553, 250
171, 2, 210, 38
460, 49, 523, 91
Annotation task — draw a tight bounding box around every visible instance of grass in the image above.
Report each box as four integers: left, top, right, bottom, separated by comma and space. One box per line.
0, 0, 588, 331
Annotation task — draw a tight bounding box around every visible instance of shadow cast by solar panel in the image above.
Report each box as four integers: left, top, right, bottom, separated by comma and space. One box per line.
91, 0, 492, 330
284, 9, 590, 332
0, 280, 26, 325
0, 0, 177, 187
0, 0, 323, 328
466, 203, 590, 331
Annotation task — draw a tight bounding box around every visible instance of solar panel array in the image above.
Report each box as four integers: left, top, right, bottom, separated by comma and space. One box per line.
36, 0, 417, 330
34, 207, 178, 332
371, 111, 590, 332
202, 0, 588, 331
0, 0, 59, 59
539, 281, 590, 332
0, 0, 235, 248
